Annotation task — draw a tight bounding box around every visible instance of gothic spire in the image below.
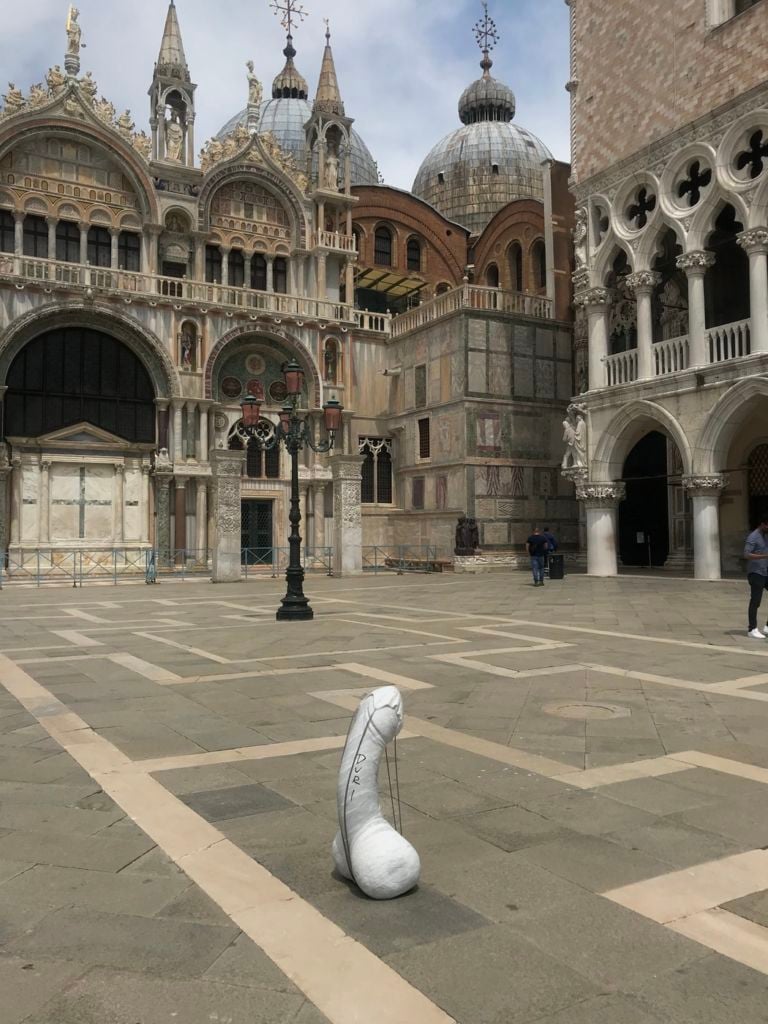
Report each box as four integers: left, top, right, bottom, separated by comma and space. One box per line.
313, 23, 345, 116
156, 0, 190, 81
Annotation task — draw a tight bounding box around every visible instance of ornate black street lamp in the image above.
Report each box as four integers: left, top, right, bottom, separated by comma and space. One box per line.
240, 359, 343, 621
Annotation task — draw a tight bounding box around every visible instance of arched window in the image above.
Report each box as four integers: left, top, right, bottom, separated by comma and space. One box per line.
23, 215, 47, 258
274, 257, 288, 294
486, 263, 500, 288
5, 327, 156, 442
0, 210, 13, 253
705, 204, 750, 328
374, 226, 393, 267
205, 245, 222, 284
406, 237, 421, 272
324, 339, 340, 384
508, 242, 523, 292
245, 434, 281, 479
228, 250, 245, 288
118, 231, 140, 272
56, 221, 80, 263
251, 253, 267, 291
436, 282, 451, 296
87, 226, 111, 268
532, 240, 547, 292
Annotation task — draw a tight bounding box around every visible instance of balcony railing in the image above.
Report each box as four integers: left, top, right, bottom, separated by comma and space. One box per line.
354, 309, 392, 334
0, 253, 356, 325
606, 349, 638, 387
708, 317, 751, 363
390, 283, 554, 338
314, 230, 357, 253
653, 334, 689, 376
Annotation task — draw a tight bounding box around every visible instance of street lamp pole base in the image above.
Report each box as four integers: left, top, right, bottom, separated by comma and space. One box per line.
276, 600, 314, 622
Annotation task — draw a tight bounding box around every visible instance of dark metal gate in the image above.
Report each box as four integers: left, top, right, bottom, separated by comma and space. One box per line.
241, 500, 273, 566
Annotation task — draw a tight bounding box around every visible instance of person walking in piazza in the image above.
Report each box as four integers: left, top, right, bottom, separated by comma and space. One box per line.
745, 514, 768, 638
526, 527, 549, 587
542, 525, 558, 576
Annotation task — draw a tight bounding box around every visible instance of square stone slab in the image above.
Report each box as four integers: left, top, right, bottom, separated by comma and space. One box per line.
180, 783, 294, 822
311, 883, 490, 957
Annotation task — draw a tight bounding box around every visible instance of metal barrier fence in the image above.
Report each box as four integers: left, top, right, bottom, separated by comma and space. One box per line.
242, 547, 333, 579
0, 547, 334, 587
362, 545, 450, 574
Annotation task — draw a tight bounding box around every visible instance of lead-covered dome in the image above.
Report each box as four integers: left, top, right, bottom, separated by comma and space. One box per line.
218, 38, 379, 187
413, 54, 551, 236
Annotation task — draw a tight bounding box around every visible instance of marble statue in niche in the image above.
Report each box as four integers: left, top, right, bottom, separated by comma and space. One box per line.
561, 403, 587, 470
165, 109, 183, 162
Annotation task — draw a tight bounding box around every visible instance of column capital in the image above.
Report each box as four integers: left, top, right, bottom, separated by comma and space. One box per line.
676, 250, 715, 275
114, 463, 125, 475
682, 474, 727, 497
575, 480, 626, 506
575, 286, 611, 309
45, 215, 58, 228
625, 270, 662, 295
738, 228, 768, 255
174, 475, 189, 488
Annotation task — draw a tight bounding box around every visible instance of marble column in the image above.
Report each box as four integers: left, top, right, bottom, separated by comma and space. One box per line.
155, 399, 170, 453
221, 246, 230, 287
187, 112, 196, 168
46, 217, 57, 261
13, 212, 24, 257
345, 259, 355, 306
39, 460, 51, 544
185, 402, 196, 460
243, 254, 252, 290
211, 449, 245, 583
207, 482, 215, 560
314, 484, 328, 554
79, 221, 89, 265
174, 478, 187, 558
140, 465, 150, 543
172, 400, 184, 465
738, 229, 768, 354
195, 479, 208, 557
154, 471, 173, 558
683, 474, 726, 581
626, 271, 661, 380
577, 481, 626, 577
198, 402, 209, 462
113, 464, 125, 545
266, 255, 275, 293
10, 455, 22, 546
580, 288, 611, 391
677, 251, 715, 368
0, 444, 11, 555
110, 228, 120, 270
317, 252, 327, 301
330, 454, 364, 577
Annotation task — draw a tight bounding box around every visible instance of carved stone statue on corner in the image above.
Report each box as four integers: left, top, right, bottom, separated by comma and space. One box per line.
562, 402, 588, 471
332, 686, 420, 900
165, 110, 184, 162
246, 61, 262, 109
66, 6, 82, 57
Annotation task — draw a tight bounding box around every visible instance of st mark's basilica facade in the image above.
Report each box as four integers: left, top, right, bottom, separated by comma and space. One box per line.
0, 3, 576, 579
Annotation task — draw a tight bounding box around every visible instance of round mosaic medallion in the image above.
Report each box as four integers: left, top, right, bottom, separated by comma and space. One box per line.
246, 353, 266, 375
221, 376, 242, 399
542, 701, 631, 722
269, 379, 288, 403
247, 379, 265, 399
214, 413, 229, 431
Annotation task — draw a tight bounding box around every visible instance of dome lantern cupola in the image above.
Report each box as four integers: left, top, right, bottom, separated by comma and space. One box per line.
412, 1, 552, 237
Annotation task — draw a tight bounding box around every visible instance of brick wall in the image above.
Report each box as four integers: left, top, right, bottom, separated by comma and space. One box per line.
571, 0, 768, 184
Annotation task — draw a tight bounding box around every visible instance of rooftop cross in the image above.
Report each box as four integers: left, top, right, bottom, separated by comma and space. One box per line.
473, 1, 499, 76
270, 0, 309, 39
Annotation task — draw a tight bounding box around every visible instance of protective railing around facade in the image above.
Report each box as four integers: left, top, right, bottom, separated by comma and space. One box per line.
606, 317, 754, 386
0, 254, 356, 325
390, 283, 554, 337
314, 230, 357, 253
0, 547, 334, 587
362, 545, 452, 574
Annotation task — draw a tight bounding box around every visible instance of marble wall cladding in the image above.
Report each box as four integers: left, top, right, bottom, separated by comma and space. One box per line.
49, 464, 78, 542
513, 323, 534, 355
469, 320, 487, 349
468, 350, 487, 393
513, 357, 534, 397
20, 464, 39, 543
433, 410, 464, 461
535, 360, 555, 400
536, 328, 556, 358
488, 352, 511, 396
84, 465, 113, 541
489, 321, 509, 352
124, 465, 143, 542
557, 362, 573, 401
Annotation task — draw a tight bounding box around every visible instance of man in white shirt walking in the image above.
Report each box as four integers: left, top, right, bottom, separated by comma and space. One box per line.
744, 515, 768, 638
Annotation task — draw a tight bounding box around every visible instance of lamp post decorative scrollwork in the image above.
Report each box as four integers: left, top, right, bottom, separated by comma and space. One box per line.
241, 359, 342, 621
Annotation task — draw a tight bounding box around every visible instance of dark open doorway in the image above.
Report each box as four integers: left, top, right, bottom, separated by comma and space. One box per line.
619, 431, 670, 567
241, 500, 273, 564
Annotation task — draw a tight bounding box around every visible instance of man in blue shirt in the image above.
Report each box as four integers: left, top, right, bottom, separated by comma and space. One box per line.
526, 528, 549, 587
744, 514, 768, 638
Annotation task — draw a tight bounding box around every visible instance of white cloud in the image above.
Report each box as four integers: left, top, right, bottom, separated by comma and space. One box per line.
0, 0, 570, 188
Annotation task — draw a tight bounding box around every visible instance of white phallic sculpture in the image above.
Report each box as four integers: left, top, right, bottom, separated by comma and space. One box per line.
332, 686, 421, 900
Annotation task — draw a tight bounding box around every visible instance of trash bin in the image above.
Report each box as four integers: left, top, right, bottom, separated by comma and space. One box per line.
548, 554, 565, 580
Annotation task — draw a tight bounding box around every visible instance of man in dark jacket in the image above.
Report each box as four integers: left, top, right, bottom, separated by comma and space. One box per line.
526, 528, 549, 587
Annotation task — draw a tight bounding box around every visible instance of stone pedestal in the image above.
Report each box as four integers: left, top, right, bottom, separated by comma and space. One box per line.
211, 449, 245, 583
331, 454, 364, 577
576, 481, 626, 577
154, 466, 173, 559
684, 475, 726, 581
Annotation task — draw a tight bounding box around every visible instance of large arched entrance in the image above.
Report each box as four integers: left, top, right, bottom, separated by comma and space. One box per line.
618, 430, 691, 569
2, 325, 159, 555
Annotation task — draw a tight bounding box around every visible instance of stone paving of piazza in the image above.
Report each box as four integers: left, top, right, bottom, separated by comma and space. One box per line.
2, 570, 768, 1022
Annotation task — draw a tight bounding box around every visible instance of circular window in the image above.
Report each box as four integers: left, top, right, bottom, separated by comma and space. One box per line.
626, 186, 657, 230
735, 129, 768, 181
676, 160, 712, 208
269, 379, 288, 403
221, 376, 242, 399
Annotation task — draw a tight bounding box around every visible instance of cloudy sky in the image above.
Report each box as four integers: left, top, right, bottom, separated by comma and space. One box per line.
0, 0, 571, 188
